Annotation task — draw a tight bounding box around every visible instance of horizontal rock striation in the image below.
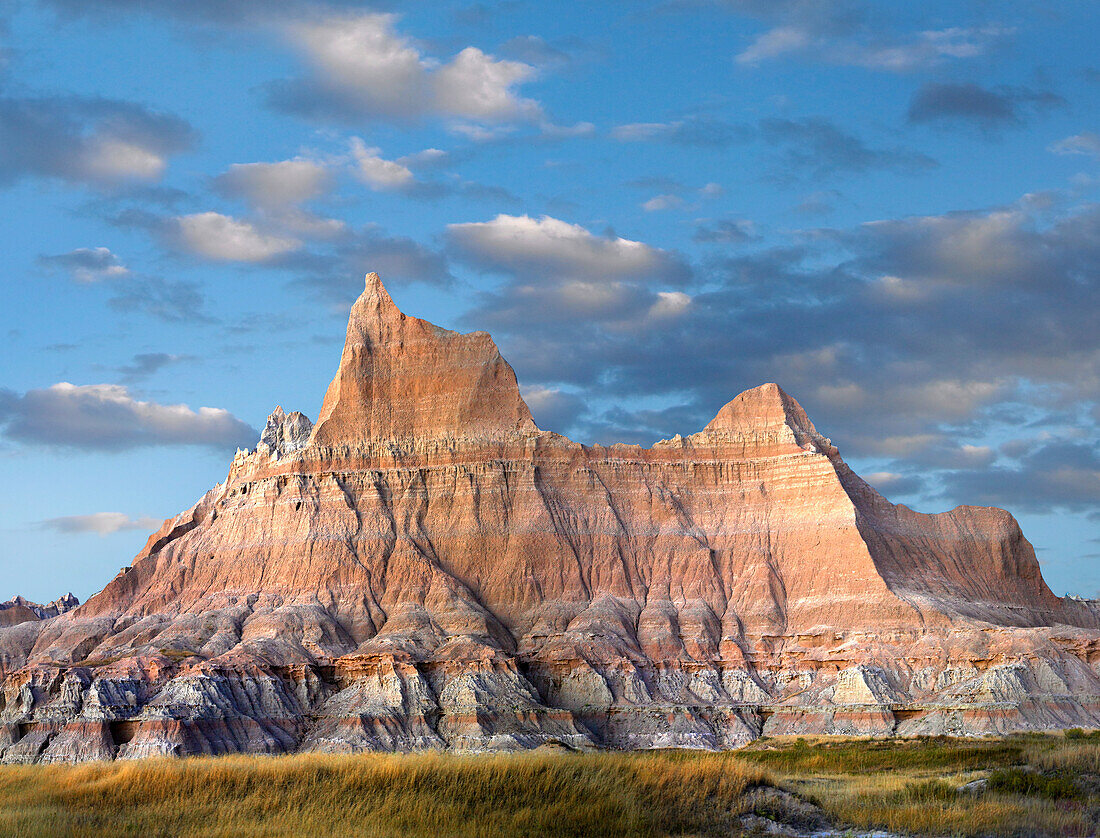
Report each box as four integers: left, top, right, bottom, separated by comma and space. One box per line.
4, 272, 1100, 762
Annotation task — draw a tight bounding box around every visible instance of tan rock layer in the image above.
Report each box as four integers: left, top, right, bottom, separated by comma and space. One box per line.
3, 273, 1099, 762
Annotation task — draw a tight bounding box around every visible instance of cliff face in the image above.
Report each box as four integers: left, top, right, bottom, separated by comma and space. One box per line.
3, 273, 1099, 763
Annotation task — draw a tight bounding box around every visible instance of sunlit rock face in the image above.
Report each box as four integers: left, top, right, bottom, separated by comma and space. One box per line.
4, 272, 1100, 763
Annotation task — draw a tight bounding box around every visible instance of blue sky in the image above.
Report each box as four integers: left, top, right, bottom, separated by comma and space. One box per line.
1, 0, 1098, 604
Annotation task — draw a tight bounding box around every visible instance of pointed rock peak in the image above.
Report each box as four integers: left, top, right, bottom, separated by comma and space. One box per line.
49, 592, 79, 615
359, 271, 401, 317
309, 273, 538, 447
704, 383, 822, 443
258, 406, 313, 458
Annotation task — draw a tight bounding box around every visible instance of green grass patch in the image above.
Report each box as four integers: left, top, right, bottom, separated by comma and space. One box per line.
986, 767, 1083, 800
741, 735, 1025, 774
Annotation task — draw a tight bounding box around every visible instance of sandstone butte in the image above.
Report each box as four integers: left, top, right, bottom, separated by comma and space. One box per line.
4, 272, 1100, 764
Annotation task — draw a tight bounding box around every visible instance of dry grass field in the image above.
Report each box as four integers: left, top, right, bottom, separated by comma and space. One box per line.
2, 733, 1100, 837
740, 731, 1100, 836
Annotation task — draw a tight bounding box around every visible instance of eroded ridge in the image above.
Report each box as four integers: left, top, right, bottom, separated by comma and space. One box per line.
3, 273, 1099, 763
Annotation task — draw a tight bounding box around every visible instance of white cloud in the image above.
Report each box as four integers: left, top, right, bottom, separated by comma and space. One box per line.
0, 94, 194, 188
215, 158, 332, 208
642, 194, 684, 212
213, 158, 346, 242
648, 291, 692, 318
397, 148, 449, 168
539, 120, 597, 138
433, 46, 538, 121
611, 122, 677, 141
447, 122, 518, 142
41, 512, 161, 537
39, 247, 130, 283
520, 385, 587, 432
735, 25, 1012, 73
1049, 132, 1100, 159
0, 383, 256, 450
277, 13, 540, 123
446, 214, 689, 282
82, 138, 167, 181
736, 26, 811, 65
349, 138, 414, 190
175, 212, 300, 262
608, 117, 743, 147
271, 208, 347, 239
451, 216, 693, 332
642, 182, 720, 212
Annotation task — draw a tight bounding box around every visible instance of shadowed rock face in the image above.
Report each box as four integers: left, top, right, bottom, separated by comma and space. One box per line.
4, 273, 1100, 763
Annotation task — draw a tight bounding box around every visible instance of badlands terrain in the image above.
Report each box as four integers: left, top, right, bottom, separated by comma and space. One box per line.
2, 272, 1099, 763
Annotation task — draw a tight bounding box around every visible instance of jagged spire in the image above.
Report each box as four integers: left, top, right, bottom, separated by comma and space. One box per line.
309, 273, 537, 446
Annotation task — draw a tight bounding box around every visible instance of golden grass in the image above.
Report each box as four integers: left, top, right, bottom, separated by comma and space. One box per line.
0, 750, 770, 838
4, 734, 1100, 837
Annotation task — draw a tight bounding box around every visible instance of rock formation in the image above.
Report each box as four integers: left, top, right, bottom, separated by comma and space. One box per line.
0, 594, 79, 627
3, 272, 1099, 763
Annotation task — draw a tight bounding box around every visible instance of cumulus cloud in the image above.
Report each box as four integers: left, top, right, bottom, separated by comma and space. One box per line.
267, 13, 540, 124
211, 157, 347, 241
174, 212, 300, 262
0, 94, 194, 188
447, 214, 690, 283
448, 195, 1099, 523
397, 148, 450, 169
0, 383, 255, 451
38, 247, 130, 283
642, 194, 684, 212
862, 471, 925, 496
907, 83, 1064, 130
40, 512, 161, 537
942, 440, 1100, 515
736, 25, 813, 65
214, 158, 332, 209
450, 215, 693, 337
349, 138, 414, 190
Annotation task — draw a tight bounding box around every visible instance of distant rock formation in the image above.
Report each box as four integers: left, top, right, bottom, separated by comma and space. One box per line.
2, 273, 1099, 764
0, 594, 79, 626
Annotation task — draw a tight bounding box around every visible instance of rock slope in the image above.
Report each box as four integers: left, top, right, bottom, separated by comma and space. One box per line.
3, 273, 1099, 763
